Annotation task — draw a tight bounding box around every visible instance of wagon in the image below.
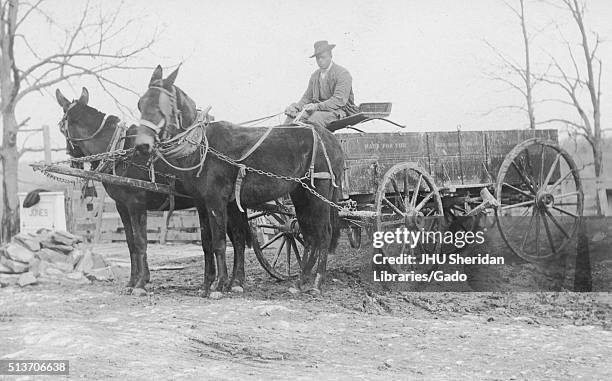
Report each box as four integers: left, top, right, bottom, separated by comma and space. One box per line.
32, 103, 584, 282
248, 102, 584, 280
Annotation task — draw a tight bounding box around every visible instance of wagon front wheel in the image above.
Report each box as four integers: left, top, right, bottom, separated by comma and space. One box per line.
495, 138, 583, 261
248, 205, 303, 281
374, 163, 444, 281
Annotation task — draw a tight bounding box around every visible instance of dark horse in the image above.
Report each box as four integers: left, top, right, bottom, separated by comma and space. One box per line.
55, 87, 251, 295
132, 65, 344, 294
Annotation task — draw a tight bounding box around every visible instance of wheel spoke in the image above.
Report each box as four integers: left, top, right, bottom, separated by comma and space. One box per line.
535, 211, 540, 257
524, 151, 539, 192
260, 232, 284, 250
554, 191, 580, 200
541, 212, 557, 255
551, 205, 578, 218
403, 170, 410, 203
539, 144, 545, 188
511, 160, 537, 195
542, 152, 561, 187
543, 208, 570, 238
521, 210, 537, 252
390, 178, 405, 210
548, 168, 573, 192
272, 237, 286, 267
383, 197, 405, 216
290, 238, 302, 267
501, 200, 534, 210
286, 237, 292, 276
412, 174, 422, 209
501, 182, 534, 199
415, 191, 434, 211
505, 207, 532, 235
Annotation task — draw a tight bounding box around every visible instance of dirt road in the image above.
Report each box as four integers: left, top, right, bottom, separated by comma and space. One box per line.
1, 243, 611, 380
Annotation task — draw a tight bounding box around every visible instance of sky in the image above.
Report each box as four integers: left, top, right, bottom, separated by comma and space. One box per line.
11, 0, 612, 161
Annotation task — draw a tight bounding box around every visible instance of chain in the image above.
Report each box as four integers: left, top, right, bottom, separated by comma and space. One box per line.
207, 146, 349, 213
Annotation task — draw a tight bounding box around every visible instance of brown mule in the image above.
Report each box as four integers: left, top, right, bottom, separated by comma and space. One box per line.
55, 87, 251, 295
132, 66, 344, 294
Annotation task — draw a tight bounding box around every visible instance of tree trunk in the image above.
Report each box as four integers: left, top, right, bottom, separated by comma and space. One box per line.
1, 105, 20, 242
591, 139, 603, 216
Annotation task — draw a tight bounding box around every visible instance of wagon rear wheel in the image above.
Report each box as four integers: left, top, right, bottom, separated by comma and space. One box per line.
374, 163, 444, 279
248, 201, 303, 280
495, 138, 583, 261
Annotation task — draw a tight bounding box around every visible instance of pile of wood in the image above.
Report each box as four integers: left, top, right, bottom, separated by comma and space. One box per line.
0, 229, 116, 288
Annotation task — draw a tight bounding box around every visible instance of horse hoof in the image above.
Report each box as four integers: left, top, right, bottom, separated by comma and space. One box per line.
209, 291, 223, 300
231, 286, 244, 293
132, 288, 147, 297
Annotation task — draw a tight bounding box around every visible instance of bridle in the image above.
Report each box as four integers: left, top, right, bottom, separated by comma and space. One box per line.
138, 80, 183, 140
59, 101, 110, 149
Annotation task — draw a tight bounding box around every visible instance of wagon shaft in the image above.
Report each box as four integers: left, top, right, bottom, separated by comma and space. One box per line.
31, 163, 189, 198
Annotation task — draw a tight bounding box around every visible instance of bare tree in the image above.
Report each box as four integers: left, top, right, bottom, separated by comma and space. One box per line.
0, 0, 156, 242
538, 0, 604, 215
485, 0, 545, 129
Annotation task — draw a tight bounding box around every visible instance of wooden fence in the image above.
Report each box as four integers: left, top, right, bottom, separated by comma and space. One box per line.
66, 182, 201, 243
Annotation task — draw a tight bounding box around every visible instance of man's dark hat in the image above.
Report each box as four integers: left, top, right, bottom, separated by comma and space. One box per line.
310, 40, 336, 58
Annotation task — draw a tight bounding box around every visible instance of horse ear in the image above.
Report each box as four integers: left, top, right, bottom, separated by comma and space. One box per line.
165, 66, 180, 87
149, 65, 163, 87
56, 89, 70, 109
78, 87, 89, 105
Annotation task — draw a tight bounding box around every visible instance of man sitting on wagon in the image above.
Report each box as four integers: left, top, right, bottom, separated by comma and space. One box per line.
284, 40, 359, 129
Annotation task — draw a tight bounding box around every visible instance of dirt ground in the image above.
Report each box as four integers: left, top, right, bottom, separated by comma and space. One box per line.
1, 239, 612, 380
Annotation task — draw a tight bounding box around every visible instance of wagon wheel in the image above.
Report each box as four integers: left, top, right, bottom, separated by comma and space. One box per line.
347, 225, 362, 249
495, 138, 583, 261
374, 163, 444, 278
248, 201, 303, 280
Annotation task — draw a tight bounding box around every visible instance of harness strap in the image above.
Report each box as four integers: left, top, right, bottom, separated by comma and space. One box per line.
139, 118, 164, 133
234, 164, 248, 212
237, 126, 274, 162
96, 122, 127, 175
313, 128, 338, 188
309, 127, 318, 188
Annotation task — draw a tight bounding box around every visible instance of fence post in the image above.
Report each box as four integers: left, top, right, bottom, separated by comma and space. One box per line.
42, 125, 52, 164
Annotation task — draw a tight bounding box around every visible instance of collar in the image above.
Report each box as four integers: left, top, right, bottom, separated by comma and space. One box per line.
320, 61, 333, 75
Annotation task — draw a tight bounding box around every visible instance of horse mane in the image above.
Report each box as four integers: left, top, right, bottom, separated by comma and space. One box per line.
173, 85, 198, 127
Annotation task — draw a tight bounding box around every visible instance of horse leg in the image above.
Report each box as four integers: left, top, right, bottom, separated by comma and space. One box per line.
290, 187, 319, 291
128, 205, 149, 292
116, 202, 138, 289
314, 184, 341, 293
207, 205, 230, 292
291, 181, 336, 294
226, 201, 247, 291
196, 205, 215, 296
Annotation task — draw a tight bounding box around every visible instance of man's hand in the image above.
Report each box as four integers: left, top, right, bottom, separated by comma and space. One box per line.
284, 103, 299, 117
303, 103, 318, 112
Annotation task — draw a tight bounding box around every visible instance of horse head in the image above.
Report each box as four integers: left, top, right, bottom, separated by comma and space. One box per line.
55, 87, 117, 161
134, 65, 199, 154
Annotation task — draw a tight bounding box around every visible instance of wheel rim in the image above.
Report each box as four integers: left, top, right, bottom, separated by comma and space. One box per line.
495, 138, 583, 261
374, 163, 444, 275
249, 208, 303, 280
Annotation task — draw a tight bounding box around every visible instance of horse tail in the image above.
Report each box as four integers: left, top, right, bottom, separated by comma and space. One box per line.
243, 212, 253, 249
